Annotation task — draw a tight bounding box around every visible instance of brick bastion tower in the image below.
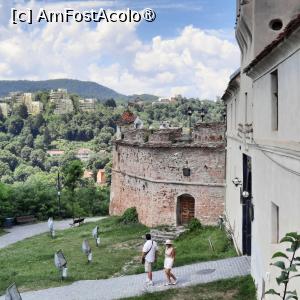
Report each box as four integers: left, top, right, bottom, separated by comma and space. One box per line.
109, 122, 226, 227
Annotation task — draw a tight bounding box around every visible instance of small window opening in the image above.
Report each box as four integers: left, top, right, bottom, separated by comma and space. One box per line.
269, 19, 283, 31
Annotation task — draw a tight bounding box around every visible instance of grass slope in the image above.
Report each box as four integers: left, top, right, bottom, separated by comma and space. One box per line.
0, 218, 236, 295
0, 217, 148, 294
130, 226, 236, 275
124, 276, 256, 300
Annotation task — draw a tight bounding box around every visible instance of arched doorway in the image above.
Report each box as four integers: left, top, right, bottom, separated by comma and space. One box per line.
177, 194, 195, 225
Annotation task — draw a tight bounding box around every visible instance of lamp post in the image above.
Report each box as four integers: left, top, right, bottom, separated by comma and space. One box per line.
57, 171, 61, 218
222, 109, 227, 123
187, 106, 193, 137
232, 177, 254, 221
200, 107, 206, 122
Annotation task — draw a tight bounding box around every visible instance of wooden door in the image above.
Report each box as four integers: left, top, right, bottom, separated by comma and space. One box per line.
179, 195, 195, 225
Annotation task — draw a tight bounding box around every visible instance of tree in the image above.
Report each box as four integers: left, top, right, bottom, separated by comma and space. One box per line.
14, 164, 40, 182
0, 183, 13, 225
0, 161, 12, 177
17, 104, 28, 119
60, 151, 79, 167
4, 140, 22, 156
34, 134, 45, 150
62, 160, 84, 220
30, 149, 46, 170
43, 127, 51, 147
265, 232, 300, 300
104, 159, 112, 184
23, 133, 34, 148
104, 98, 117, 108
0, 150, 19, 171
0, 132, 9, 143
1, 175, 14, 185
20, 146, 32, 161
8, 116, 24, 135
44, 157, 59, 172
0, 120, 7, 133
31, 113, 45, 136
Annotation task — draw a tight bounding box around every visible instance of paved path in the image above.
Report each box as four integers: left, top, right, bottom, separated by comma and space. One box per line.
0, 217, 106, 249
0, 256, 251, 300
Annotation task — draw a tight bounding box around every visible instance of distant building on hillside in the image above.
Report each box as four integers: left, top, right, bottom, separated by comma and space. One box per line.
47, 150, 65, 157
83, 169, 106, 185
152, 95, 181, 106
83, 169, 94, 180
9, 92, 24, 104
50, 88, 74, 115
97, 169, 106, 185
53, 98, 74, 115
0, 103, 9, 117
30, 101, 43, 115
128, 97, 144, 109
75, 148, 94, 161
50, 89, 68, 102
22, 93, 43, 115
6, 92, 43, 115
79, 98, 96, 112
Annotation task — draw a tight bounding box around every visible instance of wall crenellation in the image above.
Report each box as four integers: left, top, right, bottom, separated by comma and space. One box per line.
116, 122, 225, 149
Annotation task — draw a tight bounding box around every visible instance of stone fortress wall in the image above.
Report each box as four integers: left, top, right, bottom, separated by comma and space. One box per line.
110, 123, 226, 227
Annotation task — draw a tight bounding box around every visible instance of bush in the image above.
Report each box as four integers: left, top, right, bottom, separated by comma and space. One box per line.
187, 218, 202, 231
119, 207, 139, 224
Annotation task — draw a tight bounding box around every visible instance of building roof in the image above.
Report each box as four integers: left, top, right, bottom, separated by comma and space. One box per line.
47, 150, 65, 155
77, 148, 93, 154
221, 69, 241, 101
83, 170, 93, 178
244, 14, 300, 73
116, 110, 137, 125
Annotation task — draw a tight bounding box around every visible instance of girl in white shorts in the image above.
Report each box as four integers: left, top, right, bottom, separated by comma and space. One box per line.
164, 240, 177, 285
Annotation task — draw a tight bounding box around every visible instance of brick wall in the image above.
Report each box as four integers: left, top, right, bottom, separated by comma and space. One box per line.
110, 124, 226, 227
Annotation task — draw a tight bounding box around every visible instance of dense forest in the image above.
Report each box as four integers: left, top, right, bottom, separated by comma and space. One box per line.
0, 90, 225, 226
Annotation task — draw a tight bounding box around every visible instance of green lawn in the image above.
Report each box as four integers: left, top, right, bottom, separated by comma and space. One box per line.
124, 276, 256, 300
0, 217, 148, 294
0, 228, 6, 236
0, 218, 236, 295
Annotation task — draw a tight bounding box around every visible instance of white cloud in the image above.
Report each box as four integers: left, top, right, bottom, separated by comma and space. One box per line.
0, 0, 240, 99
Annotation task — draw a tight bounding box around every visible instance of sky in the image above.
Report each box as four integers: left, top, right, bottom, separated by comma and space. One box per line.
0, 0, 240, 99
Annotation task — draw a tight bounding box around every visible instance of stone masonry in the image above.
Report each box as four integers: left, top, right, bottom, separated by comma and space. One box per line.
110, 122, 226, 227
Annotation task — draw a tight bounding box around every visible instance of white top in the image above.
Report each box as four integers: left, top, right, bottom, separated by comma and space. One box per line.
142, 240, 158, 263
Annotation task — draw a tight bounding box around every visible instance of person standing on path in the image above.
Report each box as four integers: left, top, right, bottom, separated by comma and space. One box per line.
142, 233, 158, 286
164, 239, 177, 285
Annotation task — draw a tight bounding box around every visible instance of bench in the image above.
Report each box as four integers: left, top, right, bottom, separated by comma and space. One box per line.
70, 218, 85, 227
16, 215, 37, 225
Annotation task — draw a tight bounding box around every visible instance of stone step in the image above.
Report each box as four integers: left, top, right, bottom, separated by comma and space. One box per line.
150, 226, 188, 243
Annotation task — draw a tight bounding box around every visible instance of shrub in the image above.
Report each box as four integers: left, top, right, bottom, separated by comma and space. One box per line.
119, 207, 139, 224
265, 232, 300, 299
187, 218, 202, 231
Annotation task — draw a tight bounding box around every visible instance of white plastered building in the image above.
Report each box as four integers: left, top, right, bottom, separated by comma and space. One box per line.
222, 1, 300, 298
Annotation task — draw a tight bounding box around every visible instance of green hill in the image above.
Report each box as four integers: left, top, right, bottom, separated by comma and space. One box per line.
0, 79, 126, 101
